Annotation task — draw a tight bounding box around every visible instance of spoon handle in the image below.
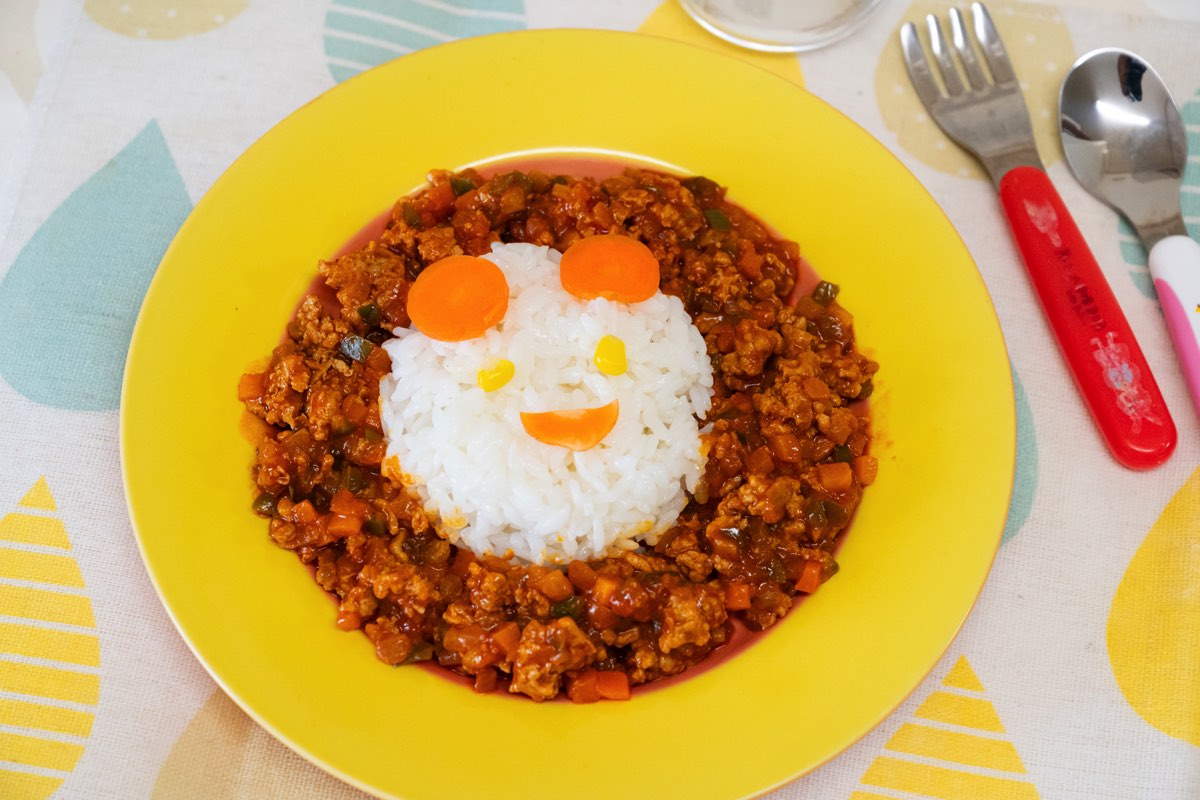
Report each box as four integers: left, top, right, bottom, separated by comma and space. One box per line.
997, 166, 1176, 470
1148, 235, 1200, 418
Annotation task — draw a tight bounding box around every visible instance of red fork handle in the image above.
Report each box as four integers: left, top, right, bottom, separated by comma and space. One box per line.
998, 166, 1176, 469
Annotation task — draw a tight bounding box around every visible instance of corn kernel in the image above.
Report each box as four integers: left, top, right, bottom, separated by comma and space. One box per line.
594, 335, 627, 376
477, 358, 515, 392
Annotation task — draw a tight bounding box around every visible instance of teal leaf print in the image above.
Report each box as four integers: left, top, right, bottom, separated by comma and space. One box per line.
1118, 88, 1200, 298
0, 120, 192, 411
324, 0, 525, 84
1001, 368, 1037, 544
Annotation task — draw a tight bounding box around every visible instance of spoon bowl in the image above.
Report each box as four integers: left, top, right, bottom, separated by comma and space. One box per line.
1060, 48, 1200, 417
1060, 48, 1187, 246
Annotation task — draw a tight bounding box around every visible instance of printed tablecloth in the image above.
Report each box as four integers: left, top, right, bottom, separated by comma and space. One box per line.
1, 1, 1197, 798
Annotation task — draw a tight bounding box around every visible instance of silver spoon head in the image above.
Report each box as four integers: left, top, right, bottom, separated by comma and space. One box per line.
1059, 48, 1188, 246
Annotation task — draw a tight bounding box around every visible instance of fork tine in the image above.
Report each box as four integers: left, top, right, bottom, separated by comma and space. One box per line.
949, 7, 987, 89
970, 2, 1017, 85
925, 14, 966, 97
899, 22, 944, 110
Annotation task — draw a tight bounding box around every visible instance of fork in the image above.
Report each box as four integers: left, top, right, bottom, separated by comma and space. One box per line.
899, 3, 1176, 470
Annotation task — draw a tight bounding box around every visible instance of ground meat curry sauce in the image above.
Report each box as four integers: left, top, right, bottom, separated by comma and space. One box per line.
238, 167, 879, 702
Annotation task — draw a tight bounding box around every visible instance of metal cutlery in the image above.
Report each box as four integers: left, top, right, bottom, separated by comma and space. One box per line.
1060, 48, 1200, 419
899, 3, 1176, 469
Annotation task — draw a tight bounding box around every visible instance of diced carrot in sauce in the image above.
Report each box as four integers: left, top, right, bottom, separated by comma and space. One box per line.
724, 581, 753, 610
473, 668, 498, 694
335, 609, 362, 631
587, 604, 621, 630
768, 432, 803, 464
327, 513, 362, 536
366, 345, 392, 373
330, 488, 371, 518
816, 461, 854, 492
591, 575, 619, 607
567, 560, 597, 592
534, 569, 575, 603
735, 240, 763, 280
449, 547, 477, 577
423, 180, 456, 217
795, 560, 822, 594
568, 670, 602, 704
594, 670, 631, 700
291, 500, 318, 525
237, 372, 265, 402
491, 622, 520, 660
854, 455, 878, 486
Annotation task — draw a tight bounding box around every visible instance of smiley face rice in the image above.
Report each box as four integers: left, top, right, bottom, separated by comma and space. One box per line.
379, 240, 713, 564
240, 166, 879, 701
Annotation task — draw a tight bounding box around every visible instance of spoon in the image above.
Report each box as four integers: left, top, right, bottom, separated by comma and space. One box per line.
1060, 48, 1200, 417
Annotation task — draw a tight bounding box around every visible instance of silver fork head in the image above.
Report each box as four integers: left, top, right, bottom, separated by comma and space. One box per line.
899, 3, 1043, 186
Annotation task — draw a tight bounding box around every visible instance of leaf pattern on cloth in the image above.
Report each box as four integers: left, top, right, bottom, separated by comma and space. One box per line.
1002, 368, 1037, 544
84, 0, 248, 39
153, 688, 367, 799
1107, 466, 1200, 747
0, 0, 40, 104
0, 119, 191, 411
874, 1, 1072, 179
323, 0, 526, 84
853, 656, 1041, 799
1116, 89, 1200, 299
0, 479, 98, 799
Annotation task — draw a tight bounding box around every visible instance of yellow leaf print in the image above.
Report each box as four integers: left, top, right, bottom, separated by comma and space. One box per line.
856, 656, 1041, 799
1107, 466, 1200, 746
0, 0, 41, 104
154, 689, 366, 799
85, 0, 247, 40
0, 479, 99, 800
875, 1, 1073, 179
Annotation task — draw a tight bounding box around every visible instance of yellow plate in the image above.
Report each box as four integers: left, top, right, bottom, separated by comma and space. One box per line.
122, 30, 1014, 800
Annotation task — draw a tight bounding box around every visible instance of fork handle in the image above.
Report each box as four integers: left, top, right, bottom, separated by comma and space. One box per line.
997, 166, 1176, 470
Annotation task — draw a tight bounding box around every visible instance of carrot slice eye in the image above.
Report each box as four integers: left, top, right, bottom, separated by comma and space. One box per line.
520, 401, 619, 451
407, 255, 509, 341
559, 234, 659, 303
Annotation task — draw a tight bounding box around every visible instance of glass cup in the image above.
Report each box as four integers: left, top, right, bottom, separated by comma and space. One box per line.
679, 0, 885, 52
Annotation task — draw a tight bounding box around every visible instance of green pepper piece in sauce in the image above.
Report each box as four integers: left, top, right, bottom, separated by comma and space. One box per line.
550, 595, 583, 619
703, 207, 732, 231
812, 280, 840, 306
337, 335, 373, 362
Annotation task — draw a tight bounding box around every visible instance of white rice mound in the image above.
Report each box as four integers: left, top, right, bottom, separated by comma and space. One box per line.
379, 241, 714, 564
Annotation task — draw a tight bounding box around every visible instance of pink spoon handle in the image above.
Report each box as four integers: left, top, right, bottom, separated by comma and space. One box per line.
998, 166, 1176, 470
1148, 235, 1200, 418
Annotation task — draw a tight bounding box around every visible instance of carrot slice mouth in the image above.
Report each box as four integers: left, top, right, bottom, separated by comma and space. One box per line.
519, 401, 619, 451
